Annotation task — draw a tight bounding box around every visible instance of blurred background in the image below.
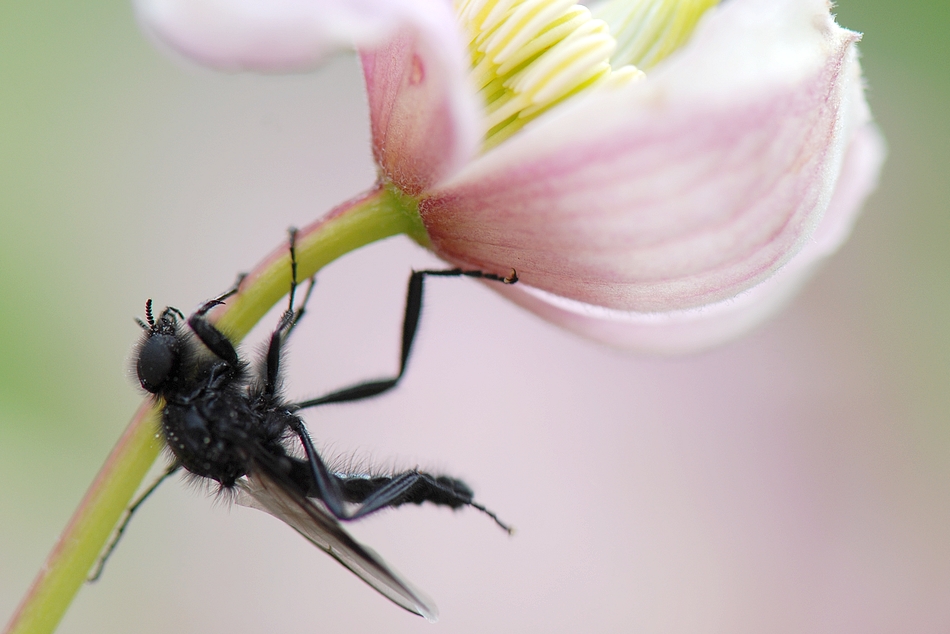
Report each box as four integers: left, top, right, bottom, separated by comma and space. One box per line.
1, 1, 949, 632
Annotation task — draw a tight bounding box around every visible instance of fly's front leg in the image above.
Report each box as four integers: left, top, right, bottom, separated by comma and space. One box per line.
188, 312, 239, 368
262, 228, 317, 398
187, 273, 248, 368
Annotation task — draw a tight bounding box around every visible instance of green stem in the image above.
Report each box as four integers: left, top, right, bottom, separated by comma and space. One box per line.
4, 183, 421, 634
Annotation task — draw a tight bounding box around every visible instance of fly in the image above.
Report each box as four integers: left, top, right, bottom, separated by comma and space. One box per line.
91, 229, 517, 620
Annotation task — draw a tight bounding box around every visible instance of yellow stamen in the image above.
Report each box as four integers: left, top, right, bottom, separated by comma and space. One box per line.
593, 0, 719, 70
455, 0, 718, 150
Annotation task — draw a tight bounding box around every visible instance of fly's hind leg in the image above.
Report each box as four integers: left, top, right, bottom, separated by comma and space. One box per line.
295, 267, 517, 409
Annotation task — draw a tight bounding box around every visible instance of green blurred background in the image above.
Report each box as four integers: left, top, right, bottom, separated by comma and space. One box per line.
2, 0, 950, 632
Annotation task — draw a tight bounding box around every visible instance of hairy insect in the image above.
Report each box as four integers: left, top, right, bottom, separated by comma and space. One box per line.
92, 230, 517, 620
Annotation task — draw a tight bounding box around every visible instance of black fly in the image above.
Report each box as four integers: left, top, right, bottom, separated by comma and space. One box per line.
91, 229, 517, 620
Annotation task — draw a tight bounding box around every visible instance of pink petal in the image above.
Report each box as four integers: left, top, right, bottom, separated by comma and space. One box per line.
494, 104, 886, 353
361, 26, 481, 195
421, 0, 865, 312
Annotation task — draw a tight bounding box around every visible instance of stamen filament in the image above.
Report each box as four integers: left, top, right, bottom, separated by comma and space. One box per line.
456, 0, 717, 150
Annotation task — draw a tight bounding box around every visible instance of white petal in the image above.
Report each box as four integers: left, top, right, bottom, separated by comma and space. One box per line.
136, 0, 482, 194
136, 0, 457, 71
136, 0, 483, 191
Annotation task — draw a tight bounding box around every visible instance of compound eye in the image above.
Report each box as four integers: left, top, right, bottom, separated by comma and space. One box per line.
137, 333, 179, 393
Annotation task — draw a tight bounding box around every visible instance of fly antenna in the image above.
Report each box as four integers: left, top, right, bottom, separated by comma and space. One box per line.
144, 299, 155, 328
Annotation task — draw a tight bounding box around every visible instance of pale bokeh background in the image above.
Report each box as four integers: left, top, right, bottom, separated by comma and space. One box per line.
2, 1, 950, 632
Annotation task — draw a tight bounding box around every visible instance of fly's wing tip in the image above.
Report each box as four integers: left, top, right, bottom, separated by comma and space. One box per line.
322, 531, 440, 620
237, 471, 440, 619
420, 604, 439, 623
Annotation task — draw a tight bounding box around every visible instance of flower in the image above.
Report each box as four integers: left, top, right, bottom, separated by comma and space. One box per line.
135, 0, 883, 352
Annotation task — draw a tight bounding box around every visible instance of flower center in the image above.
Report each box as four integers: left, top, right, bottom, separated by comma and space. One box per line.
455, 0, 718, 150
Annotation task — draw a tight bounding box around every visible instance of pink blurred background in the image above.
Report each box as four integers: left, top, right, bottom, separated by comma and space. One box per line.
3, 1, 950, 632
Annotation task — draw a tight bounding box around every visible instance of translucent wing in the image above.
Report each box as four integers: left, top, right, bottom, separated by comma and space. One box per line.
234, 459, 438, 622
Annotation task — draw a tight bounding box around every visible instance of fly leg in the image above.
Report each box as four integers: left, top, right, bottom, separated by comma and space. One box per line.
261, 227, 316, 399
295, 267, 517, 409
287, 421, 511, 532
87, 463, 181, 582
